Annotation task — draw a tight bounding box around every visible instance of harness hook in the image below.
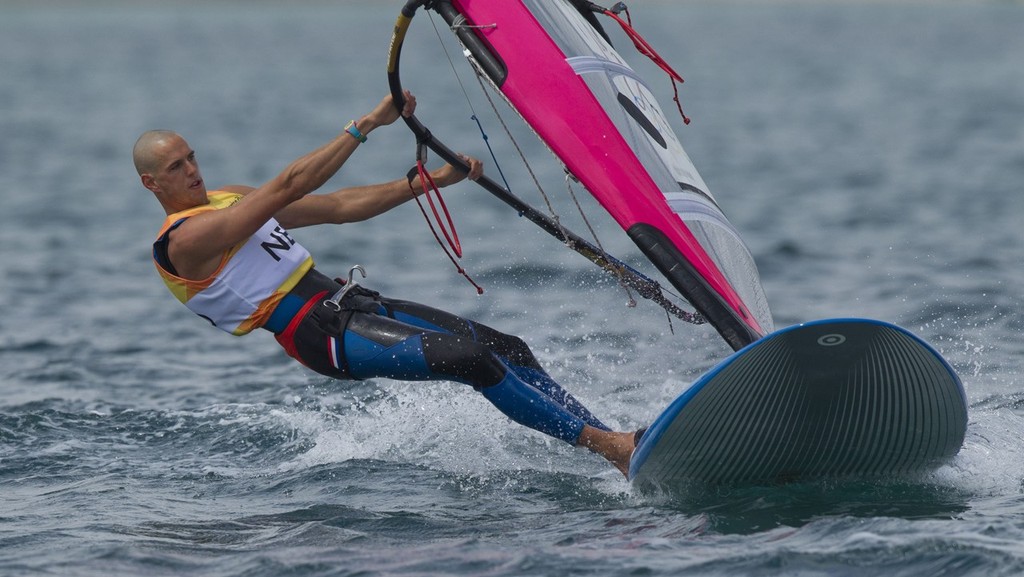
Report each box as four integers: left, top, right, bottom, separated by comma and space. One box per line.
324, 265, 367, 311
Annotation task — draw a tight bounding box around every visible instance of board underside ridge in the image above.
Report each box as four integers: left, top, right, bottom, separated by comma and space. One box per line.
633, 321, 967, 487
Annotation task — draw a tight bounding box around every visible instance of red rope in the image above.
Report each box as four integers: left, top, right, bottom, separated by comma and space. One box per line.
603, 8, 691, 125
416, 161, 462, 257
411, 161, 484, 294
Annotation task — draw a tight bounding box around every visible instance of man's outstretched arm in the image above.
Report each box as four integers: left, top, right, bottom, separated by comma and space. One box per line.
269, 156, 483, 228
168, 92, 414, 279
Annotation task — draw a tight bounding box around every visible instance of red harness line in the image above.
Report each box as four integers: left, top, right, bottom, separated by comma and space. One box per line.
412, 159, 484, 294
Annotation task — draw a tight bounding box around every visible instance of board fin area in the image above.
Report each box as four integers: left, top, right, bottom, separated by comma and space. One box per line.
630, 319, 967, 490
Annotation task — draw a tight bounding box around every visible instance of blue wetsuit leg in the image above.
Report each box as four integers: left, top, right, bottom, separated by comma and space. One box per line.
341, 310, 586, 444
377, 298, 611, 431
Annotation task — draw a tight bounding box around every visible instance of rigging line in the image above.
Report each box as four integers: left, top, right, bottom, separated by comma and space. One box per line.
428, 11, 514, 193
600, 3, 691, 125
561, 173, 681, 335
467, 68, 574, 248
428, 11, 477, 113
563, 172, 638, 310
449, 14, 496, 30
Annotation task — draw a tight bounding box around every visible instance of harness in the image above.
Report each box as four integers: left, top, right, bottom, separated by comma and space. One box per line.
269, 266, 383, 379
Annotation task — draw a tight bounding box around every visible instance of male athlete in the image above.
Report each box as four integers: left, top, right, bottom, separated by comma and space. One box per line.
135, 91, 639, 476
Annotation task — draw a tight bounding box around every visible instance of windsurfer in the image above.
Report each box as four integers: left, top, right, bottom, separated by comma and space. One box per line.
134, 91, 639, 476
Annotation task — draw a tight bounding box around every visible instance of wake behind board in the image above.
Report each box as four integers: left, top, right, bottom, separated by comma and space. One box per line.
630, 319, 967, 489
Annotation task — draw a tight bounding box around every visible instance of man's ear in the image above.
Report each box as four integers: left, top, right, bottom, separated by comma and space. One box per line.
141, 174, 159, 194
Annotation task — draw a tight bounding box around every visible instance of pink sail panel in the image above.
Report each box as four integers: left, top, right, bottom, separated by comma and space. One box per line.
453, 0, 764, 336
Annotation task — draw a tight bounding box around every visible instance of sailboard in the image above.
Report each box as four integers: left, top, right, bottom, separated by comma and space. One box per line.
630, 319, 967, 487
386, 0, 967, 486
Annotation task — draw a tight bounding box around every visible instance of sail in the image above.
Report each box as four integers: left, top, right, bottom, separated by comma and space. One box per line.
392, 0, 773, 350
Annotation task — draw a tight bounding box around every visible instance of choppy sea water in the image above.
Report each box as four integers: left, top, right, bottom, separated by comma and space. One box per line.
2, 1, 1024, 575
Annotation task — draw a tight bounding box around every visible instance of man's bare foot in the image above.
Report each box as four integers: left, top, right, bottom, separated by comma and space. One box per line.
576, 425, 641, 478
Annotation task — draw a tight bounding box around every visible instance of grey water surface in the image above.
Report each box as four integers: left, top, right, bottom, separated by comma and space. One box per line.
2, 1, 1024, 575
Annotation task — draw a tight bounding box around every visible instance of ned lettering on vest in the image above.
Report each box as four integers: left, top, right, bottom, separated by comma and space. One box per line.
262, 226, 298, 262
135, 91, 641, 476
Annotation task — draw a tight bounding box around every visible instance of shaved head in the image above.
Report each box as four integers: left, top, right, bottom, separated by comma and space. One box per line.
133, 130, 180, 175
134, 130, 207, 213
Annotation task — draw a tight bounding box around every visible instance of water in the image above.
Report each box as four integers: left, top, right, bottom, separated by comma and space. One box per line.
2, 0, 1024, 575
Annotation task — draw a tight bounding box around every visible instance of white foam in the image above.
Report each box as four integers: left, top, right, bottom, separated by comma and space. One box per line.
927, 407, 1024, 495
273, 381, 596, 477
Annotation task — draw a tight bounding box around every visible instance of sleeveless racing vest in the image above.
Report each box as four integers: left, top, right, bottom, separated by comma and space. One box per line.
154, 191, 314, 335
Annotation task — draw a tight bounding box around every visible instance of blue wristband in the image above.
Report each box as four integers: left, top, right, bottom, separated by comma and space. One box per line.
345, 120, 367, 143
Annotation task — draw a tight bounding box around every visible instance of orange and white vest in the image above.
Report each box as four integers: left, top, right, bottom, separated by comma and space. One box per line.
154, 191, 314, 335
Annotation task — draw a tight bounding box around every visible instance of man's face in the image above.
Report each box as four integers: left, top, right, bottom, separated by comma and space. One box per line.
143, 135, 207, 207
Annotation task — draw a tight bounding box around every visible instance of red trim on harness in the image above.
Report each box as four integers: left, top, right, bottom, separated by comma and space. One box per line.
274, 290, 329, 365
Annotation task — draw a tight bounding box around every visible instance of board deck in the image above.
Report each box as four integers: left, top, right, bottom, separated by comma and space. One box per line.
629, 318, 967, 489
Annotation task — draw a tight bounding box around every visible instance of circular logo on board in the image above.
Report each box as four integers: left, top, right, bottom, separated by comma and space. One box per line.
817, 333, 846, 347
